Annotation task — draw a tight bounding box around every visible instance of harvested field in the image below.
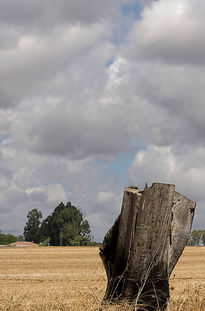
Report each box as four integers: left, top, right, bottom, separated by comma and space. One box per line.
0, 246, 204, 310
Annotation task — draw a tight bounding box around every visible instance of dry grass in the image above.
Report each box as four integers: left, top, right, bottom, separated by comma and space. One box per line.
0, 246, 204, 310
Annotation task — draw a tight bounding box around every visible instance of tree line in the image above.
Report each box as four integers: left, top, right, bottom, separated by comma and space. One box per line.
0, 201, 91, 246
0, 232, 17, 245
1, 203, 204, 247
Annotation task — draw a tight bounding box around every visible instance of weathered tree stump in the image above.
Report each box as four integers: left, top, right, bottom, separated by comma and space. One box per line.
99, 183, 196, 311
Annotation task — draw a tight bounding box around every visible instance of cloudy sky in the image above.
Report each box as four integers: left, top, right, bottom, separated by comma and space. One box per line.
0, 0, 204, 241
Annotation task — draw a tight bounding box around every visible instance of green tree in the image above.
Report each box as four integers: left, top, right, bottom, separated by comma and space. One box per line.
24, 209, 42, 243
40, 202, 91, 246
40, 215, 52, 242
0, 231, 18, 245
81, 220, 91, 245
0, 231, 6, 245
6, 234, 18, 244
18, 235, 24, 241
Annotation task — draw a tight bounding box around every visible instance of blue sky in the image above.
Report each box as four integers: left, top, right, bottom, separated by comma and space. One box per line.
0, 134, 10, 144
121, 3, 143, 19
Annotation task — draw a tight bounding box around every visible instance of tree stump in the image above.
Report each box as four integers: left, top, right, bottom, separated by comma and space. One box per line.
99, 183, 196, 311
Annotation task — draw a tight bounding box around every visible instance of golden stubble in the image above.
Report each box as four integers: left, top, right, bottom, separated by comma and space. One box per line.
0, 246, 204, 310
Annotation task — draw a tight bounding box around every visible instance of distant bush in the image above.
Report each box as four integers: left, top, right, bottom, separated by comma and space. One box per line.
39, 237, 51, 246
89, 241, 100, 246
187, 230, 205, 246
0, 231, 18, 245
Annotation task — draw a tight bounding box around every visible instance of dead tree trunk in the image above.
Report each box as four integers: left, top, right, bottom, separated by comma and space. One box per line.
99, 183, 196, 311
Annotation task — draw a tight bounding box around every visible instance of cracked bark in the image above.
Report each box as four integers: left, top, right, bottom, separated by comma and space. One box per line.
99, 183, 196, 311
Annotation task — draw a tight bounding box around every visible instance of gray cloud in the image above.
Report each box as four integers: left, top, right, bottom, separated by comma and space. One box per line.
11, 97, 129, 157
0, 22, 113, 108
1, 0, 205, 240
0, 0, 118, 31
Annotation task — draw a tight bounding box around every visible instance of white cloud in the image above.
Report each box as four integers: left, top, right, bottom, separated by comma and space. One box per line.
0, 139, 123, 239
128, 144, 205, 228
46, 184, 67, 203
25, 184, 67, 203
125, 0, 205, 64
97, 191, 115, 203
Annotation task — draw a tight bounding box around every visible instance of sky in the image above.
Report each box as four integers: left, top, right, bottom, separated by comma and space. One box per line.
0, 0, 205, 241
